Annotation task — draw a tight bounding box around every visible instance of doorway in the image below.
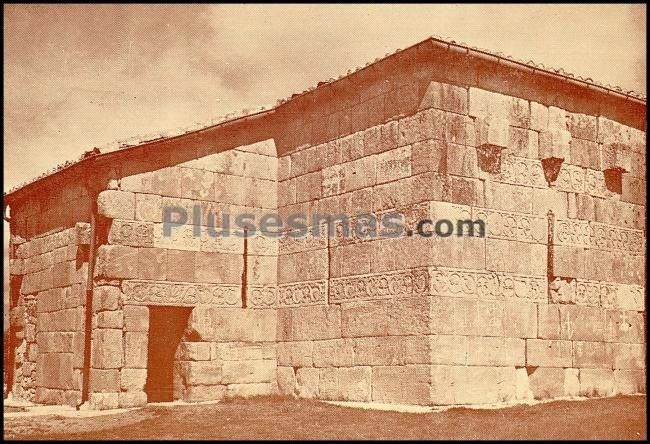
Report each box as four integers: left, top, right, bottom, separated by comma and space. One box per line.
145, 306, 192, 402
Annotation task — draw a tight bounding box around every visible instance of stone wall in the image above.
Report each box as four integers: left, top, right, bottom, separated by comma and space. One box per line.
178, 307, 277, 401
87, 138, 279, 409
8, 223, 91, 406
6, 48, 646, 409
273, 74, 646, 405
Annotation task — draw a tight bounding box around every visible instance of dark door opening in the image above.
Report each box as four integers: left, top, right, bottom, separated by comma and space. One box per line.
145, 306, 192, 402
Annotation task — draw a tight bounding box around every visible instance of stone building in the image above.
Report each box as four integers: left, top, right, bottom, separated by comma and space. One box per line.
4, 37, 646, 410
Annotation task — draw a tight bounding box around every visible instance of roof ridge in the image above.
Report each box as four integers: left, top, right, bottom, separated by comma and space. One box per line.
435, 35, 646, 100
274, 35, 646, 105
5, 35, 646, 198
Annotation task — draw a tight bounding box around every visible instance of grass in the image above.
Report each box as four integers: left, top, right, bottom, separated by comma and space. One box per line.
4, 395, 646, 440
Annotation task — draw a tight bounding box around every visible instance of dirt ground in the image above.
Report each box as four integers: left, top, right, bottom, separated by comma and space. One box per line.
3, 395, 647, 440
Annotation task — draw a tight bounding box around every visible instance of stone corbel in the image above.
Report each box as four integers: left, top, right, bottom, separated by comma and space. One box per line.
541, 157, 565, 185
539, 128, 571, 185
603, 166, 627, 194
476, 144, 506, 174
475, 117, 508, 173
600, 142, 631, 195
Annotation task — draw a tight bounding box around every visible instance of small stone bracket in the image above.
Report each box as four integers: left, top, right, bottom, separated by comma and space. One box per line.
541, 157, 564, 185
476, 144, 506, 174
603, 166, 626, 195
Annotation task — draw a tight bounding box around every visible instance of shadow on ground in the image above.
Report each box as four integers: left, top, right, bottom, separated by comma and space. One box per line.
4, 395, 647, 440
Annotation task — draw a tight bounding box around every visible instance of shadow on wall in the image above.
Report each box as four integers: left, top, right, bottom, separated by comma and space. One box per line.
145, 306, 193, 403
6, 110, 277, 241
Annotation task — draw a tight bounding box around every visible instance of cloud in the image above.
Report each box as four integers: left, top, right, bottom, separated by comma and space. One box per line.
3, 4, 646, 193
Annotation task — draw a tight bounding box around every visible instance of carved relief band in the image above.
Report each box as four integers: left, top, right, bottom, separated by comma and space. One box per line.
248, 285, 278, 308
554, 219, 644, 254
473, 208, 546, 243
553, 164, 586, 193
278, 280, 327, 307
494, 155, 547, 188
248, 234, 280, 256
200, 229, 278, 255
123, 280, 240, 306
329, 268, 429, 303
550, 278, 644, 310
430, 267, 547, 302
577, 280, 644, 311
108, 220, 154, 247
584, 169, 614, 198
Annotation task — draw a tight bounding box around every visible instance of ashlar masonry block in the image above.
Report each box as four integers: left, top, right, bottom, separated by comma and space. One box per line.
526, 339, 572, 367
92, 329, 123, 369
276, 367, 297, 395
312, 339, 354, 367
295, 367, 319, 398
419, 81, 468, 114
614, 370, 646, 395
579, 368, 615, 397
179, 360, 222, 385
372, 365, 432, 405
97, 190, 136, 220
221, 359, 275, 384
189, 307, 277, 343
528, 367, 568, 400
277, 341, 313, 367
539, 128, 571, 160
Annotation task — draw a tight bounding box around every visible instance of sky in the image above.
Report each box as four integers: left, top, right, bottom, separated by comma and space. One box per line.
3, 4, 646, 193
1, 4, 647, 327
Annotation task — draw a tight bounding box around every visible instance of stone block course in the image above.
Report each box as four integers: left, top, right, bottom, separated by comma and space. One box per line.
177, 342, 211, 361
92, 329, 123, 369
291, 305, 341, 341
354, 336, 406, 366
609, 343, 645, 369
120, 368, 147, 391
221, 360, 275, 384
573, 341, 612, 368
90, 368, 120, 393
319, 366, 372, 401
614, 369, 645, 394
528, 367, 570, 400
276, 367, 297, 395
226, 383, 275, 398
180, 360, 222, 386
466, 336, 525, 367
295, 367, 319, 398
312, 339, 354, 367
419, 81, 468, 115
277, 341, 313, 367
118, 391, 148, 408
579, 368, 615, 397
189, 307, 277, 343
95, 245, 139, 279
429, 335, 468, 365
342, 300, 389, 338
526, 339, 572, 367
97, 190, 136, 220
123, 305, 149, 332
213, 342, 275, 361
37, 353, 75, 390
96, 310, 123, 329
443, 366, 518, 405
372, 365, 432, 405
